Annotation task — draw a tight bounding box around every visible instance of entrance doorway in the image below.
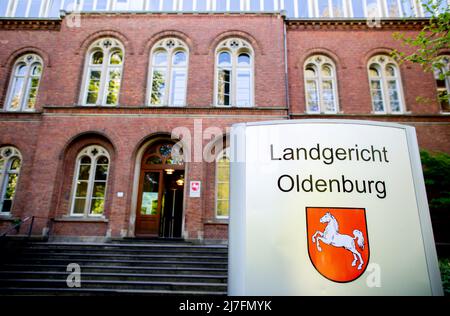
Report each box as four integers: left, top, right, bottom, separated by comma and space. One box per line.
135, 142, 184, 237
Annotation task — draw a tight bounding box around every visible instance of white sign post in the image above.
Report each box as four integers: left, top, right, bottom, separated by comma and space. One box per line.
229, 120, 443, 296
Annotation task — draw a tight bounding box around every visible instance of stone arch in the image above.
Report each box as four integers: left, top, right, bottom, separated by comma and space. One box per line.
1, 46, 50, 68
207, 30, 263, 55
77, 30, 134, 56
50, 131, 117, 222
140, 30, 195, 56
297, 47, 342, 70
60, 131, 117, 159
363, 47, 396, 66
128, 132, 187, 238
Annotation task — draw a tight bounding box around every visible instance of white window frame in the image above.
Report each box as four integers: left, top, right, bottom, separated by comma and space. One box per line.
214, 38, 254, 107
59, 0, 83, 11
112, 0, 130, 10
434, 55, 450, 113
92, 0, 112, 11
313, 0, 350, 17
417, 0, 450, 16
35, 0, 450, 16
80, 38, 124, 106
5, 54, 43, 112
347, 0, 382, 17
368, 55, 405, 114
70, 145, 110, 217
304, 55, 339, 114
6, 0, 50, 17
382, 0, 418, 17
186, 0, 212, 11
147, 38, 189, 107
215, 147, 230, 219
0, 147, 22, 215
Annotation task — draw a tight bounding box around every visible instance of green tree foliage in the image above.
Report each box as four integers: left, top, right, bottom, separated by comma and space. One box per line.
440, 258, 450, 295
392, 0, 450, 105
421, 150, 450, 213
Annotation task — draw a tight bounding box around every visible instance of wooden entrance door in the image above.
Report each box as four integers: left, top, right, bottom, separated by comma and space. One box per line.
135, 141, 185, 237
135, 170, 164, 236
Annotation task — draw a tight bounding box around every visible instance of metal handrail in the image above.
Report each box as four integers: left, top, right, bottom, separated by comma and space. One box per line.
0, 216, 35, 238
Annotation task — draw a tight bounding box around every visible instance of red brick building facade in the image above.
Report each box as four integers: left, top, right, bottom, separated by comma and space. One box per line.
0, 11, 449, 242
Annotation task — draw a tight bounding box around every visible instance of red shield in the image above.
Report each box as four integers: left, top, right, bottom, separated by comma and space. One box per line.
306, 207, 370, 283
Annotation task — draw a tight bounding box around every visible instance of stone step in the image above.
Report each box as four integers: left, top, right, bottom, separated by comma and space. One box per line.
0, 271, 227, 283
23, 246, 228, 256
0, 278, 227, 292
0, 287, 227, 296
12, 257, 228, 269
30, 242, 228, 252
0, 240, 229, 296
1, 264, 227, 275
17, 252, 228, 262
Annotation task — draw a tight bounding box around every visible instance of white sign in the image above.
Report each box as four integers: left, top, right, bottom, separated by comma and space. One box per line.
190, 181, 201, 198
229, 120, 443, 296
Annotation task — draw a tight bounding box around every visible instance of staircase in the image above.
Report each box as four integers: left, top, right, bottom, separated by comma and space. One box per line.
0, 240, 228, 296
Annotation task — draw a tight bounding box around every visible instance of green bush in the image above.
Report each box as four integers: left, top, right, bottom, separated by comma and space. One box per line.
420, 150, 450, 213
439, 258, 450, 295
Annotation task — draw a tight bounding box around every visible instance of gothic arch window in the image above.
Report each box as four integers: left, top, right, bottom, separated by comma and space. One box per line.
80, 38, 124, 106
215, 38, 254, 107
368, 55, 404, 114
70, 145, 110, 217
215, 147, 230, 218
434, 55, 450, 112
5, 54, 43, 112
304, 55, 339, 113
148, 38, 189, 106
0, 147, 22, 214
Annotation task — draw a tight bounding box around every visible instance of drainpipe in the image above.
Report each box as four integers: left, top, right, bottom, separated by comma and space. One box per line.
282, 11, 292, 119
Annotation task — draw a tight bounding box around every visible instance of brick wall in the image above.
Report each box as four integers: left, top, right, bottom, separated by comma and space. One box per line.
286, 22, 443, 116
0, 14, 449, 240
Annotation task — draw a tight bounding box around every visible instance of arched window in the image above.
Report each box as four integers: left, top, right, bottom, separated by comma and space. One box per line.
81, 38, 124, 106
144, 142, 184, 166
5, 54, 43, 112
0, 147, 22, 214
368, 55, 404, 113
149, 38, 189, 106
434, 55, 450, 112
215, 147, 230, 218
304, 55, 339, 113
70, 145, 110, 217
215, 38, 254, 107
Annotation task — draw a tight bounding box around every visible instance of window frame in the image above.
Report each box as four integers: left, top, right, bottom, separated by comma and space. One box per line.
5, 54, 43, 112
80, 38, 125, 106
69, 145, 110, 218
6, 0, 49, 17
214, 38, 255, 108
303, 55, 339, 114
417, 0, 450, 16
147, 38, 189, 107
368, 55, 405, 114
215, 147, 230, 219
0, 147, 22, 215
434, 55, 450, 113
313, 0, 350, 18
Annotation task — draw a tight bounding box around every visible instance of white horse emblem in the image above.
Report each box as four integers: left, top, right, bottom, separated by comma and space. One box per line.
311, 212, 365, 270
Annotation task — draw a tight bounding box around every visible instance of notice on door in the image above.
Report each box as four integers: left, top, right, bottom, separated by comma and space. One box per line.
228, 120, 443, 296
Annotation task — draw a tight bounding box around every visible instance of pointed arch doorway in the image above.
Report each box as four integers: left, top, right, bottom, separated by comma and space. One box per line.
135, 141, 185, 238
